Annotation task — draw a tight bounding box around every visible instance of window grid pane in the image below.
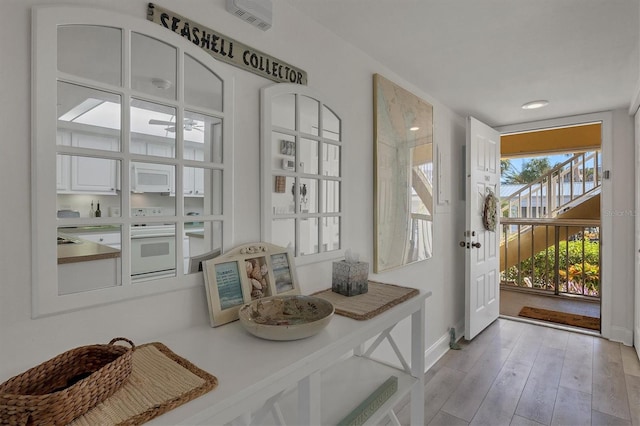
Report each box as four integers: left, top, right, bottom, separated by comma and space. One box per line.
268, 92, 342, 257
54, 24, 227, 290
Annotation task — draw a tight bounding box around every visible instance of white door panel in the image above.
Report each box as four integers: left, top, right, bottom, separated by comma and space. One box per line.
465, 117, 501, 340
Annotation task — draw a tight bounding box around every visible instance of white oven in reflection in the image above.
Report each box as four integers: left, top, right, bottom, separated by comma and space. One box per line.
131, 235, 176, 278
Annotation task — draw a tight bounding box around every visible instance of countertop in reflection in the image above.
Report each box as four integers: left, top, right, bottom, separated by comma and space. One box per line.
57, 238, 121, 264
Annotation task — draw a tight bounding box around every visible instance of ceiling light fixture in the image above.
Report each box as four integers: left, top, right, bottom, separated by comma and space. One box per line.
521, 100, 549, 110
409, 126, 420, 131
151, 78, 172, 90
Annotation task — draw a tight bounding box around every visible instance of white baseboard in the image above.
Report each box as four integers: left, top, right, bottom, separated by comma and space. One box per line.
424, 332, 450, 372
424, 321, 464, 372
610, 326, 633, 346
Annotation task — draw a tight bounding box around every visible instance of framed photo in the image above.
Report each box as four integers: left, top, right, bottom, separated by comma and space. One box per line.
203, 242, 300, 327
280, 139, 295, 156
203, 260, 247, 327
270, 252, 294, 294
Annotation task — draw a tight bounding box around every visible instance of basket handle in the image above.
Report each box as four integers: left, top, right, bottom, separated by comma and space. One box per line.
108, 337, 135, 350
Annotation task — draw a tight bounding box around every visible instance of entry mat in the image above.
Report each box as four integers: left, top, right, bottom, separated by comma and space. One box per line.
69, 342, 217, 425
518, 306, 600, 331
312, 281, 419, 320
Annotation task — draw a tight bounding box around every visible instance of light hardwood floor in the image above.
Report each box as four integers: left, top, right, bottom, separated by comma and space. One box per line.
392, 319, 640, 426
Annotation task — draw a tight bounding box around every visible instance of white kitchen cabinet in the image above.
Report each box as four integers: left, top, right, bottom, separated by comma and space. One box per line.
183, 146, 205, 197
193, 170, 204, 195
56, 132, 71, 191
130, 139, 147, 155
71, 133, 118, 194
146, 289, 430, 425
146, 142, 173, 158
56, 155, 70, 191
130, 139, 172, 157
58, 257, 120, 295
57, 131, 119, 195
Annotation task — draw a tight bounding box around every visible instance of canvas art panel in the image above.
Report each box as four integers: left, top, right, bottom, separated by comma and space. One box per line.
373, 74, 434, 273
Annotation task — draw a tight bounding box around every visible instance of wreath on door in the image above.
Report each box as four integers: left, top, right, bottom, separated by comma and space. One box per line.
483, 189, 498, 232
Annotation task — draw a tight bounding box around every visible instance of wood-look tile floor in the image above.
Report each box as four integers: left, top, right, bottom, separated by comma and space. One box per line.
392, 319, 640, 426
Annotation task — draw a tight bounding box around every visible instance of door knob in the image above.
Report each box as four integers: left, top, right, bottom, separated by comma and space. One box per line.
472, 242, 481, 248
459, 241, 466, 248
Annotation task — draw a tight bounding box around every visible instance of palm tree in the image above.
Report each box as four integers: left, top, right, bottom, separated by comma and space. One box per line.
502, 157, 553, 184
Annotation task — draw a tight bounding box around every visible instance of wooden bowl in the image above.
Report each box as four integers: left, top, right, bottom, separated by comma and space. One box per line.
238, 295, 334, 341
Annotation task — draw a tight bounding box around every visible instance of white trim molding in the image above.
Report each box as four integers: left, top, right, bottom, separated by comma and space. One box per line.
629, 76, 640, 116
610, 326, 634, 347
424, 320, 464, 372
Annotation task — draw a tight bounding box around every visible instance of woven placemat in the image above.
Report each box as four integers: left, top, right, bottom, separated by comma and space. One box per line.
312, 281, 419, 320
69, 342, 217, 426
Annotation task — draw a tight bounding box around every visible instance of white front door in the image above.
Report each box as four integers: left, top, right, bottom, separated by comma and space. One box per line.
634, 110, 640, 360
464, 117, 501, 340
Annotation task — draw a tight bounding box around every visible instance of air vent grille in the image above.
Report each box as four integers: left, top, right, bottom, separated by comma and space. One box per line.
226, 0, 272, 31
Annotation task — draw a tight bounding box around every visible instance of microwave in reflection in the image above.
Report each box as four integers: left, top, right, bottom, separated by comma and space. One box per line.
131, 162, 172, 193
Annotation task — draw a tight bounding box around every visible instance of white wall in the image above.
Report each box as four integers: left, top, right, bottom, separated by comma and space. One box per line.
609, 109, 635, 344
0, 0, 466, 379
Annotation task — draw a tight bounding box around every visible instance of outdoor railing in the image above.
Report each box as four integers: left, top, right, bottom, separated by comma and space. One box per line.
500, 218, 601, 299
502, 151, 601, 219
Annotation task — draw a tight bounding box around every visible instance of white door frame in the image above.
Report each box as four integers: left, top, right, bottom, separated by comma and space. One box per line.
634, 109, 640, 359
497, 111, 612, 340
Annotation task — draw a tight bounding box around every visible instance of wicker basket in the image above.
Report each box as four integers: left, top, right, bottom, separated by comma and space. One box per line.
0, 337, 135, 426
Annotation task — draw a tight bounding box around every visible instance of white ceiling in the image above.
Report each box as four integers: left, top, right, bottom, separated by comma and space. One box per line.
288, 0, 639, 127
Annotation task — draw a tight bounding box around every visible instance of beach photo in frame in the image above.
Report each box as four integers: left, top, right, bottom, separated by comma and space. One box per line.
203, 242, 300, 327
203, 258, 249, 327
270, 252, 295, 294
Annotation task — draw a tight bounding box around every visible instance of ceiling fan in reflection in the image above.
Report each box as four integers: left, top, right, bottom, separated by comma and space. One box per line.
148, 118, 204, 132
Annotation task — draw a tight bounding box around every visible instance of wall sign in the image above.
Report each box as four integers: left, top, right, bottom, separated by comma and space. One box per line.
147, 3, 308, 85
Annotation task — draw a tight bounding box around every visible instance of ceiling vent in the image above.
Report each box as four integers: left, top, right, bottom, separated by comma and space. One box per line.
226, 0, 272, 31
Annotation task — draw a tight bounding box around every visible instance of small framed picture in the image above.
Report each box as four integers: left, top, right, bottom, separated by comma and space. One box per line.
203, 259, 248, 327
203, 242, 300, 327
280, 139, 295, 156
271, 252, 295, 294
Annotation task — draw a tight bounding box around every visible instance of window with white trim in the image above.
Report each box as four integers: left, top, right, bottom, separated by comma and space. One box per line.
32, 6, 233, 316
260, 84, 343, 264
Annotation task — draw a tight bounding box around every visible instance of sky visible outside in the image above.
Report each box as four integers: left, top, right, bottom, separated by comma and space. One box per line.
505, 154, 570, 173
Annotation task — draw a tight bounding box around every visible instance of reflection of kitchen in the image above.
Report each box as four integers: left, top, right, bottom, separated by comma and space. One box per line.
54, 98, 224, 294
57, 192, 207, 294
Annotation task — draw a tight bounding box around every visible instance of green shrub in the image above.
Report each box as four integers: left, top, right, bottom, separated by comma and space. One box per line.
502, 239, 600, 296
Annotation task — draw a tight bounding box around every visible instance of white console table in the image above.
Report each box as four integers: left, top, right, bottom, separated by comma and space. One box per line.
148, 290, 431, 425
